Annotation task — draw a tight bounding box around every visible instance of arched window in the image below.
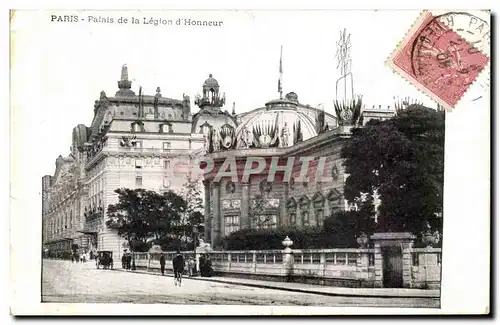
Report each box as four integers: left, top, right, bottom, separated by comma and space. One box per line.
312, 192, 325, 227
298, 195, 311, 226
286, 198, 297, 225
327, 188, 342, 216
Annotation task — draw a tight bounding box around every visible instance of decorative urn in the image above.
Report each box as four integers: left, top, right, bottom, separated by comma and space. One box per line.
356, 232, 369, 248
282, 236, 293, 249
422, 231, 440, 248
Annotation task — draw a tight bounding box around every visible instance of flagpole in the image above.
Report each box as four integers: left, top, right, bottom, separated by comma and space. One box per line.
279, 45, 283, 99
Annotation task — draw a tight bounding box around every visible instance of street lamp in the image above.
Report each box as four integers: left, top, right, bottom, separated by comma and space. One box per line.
193, 225, 199, 274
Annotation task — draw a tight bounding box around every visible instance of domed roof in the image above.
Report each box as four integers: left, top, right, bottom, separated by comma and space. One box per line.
235, 103, 318, 148
203, 74, 219, 89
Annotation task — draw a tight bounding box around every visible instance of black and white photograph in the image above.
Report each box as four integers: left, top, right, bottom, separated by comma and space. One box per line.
9, 7, 491, 316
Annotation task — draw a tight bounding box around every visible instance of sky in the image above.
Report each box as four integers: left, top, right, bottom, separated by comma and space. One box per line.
11, 9, 443, 177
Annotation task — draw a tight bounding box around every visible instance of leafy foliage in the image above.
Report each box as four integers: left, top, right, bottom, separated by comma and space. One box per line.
106, 188, 188, 251
223, 213, 369, 250
342, 105, 445, 234
223, 227, 324, 250
184, 178, 205, 236
148, 178, 205, 251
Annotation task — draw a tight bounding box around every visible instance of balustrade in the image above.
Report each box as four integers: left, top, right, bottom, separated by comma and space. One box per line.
124, 246, 439, 289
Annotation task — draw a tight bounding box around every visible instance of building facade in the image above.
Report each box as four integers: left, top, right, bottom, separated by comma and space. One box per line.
42, 65, 208, 259
42, 66, 395, 257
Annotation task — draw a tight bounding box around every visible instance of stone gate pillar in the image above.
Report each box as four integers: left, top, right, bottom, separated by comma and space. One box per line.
282, 236, 294, 282
371, 232, 415, 288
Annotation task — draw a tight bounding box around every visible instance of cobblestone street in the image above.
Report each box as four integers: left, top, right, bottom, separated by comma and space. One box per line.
42, 260, 439, 307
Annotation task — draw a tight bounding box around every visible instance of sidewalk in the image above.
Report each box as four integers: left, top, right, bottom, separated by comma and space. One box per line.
113, 267, 440, 299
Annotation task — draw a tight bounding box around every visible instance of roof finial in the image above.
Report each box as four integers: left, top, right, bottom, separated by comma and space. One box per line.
278, 45, 283, 99
116, 64, 134, 96
121, 64, 129, 81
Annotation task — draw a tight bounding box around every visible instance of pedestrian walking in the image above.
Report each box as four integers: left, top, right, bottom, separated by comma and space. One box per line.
121, 252, 127, 269
199, 254, 206, 276
188, 257, 196, 277
172, 250, 185, 287
159, 253, 166, 276
126, 253, 132, 270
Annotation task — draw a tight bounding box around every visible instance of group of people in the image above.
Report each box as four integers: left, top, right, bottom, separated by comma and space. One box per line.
157, 251, 214, 286
198, 253, 214, 277
121, 251, 133, 270
72, 251, 90, 263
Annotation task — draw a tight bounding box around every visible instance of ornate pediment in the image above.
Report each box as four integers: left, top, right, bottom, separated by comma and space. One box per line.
326, 188, 342, 201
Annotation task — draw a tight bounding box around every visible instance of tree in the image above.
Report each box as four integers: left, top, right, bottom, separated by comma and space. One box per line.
106, 188, 187, 252
184, 178, 205, 233
341, 105, 445, 235
165, 177, 205, 249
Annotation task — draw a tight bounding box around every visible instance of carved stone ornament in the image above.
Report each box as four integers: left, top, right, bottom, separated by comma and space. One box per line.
226, 181, 236, 194
259, 180, 272, 194
332, 163, 339, 180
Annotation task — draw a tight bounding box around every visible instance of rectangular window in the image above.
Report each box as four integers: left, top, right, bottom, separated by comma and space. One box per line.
163, 177, 171, 188
164, 160, 170, 170
289, 212, 296, 225
135, 176, 143, 188
224, 215, 240, 235
135, 159, 143, 169
163, 142, 172, 151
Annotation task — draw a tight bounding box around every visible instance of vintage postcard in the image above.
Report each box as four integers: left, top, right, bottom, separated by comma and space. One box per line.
9, 8, 490, 315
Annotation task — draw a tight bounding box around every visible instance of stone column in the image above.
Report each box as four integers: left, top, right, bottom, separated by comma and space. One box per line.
280, 182, 289, 227
211, 182, 221, 249
240, 182, 250, 229
203, 180, 211, 243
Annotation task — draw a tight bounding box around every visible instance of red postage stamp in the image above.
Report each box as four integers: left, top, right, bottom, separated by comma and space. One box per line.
387, 11, 489, 110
